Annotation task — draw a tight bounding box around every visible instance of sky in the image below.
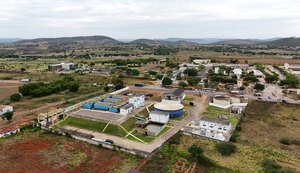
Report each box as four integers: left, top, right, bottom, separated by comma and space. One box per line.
0, 0, 299, 39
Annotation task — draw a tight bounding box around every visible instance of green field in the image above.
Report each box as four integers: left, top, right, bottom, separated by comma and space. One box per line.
54, 116, 108, 132
202, 106, 240, 127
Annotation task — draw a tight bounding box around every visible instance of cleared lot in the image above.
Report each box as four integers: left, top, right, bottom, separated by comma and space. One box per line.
72, 109, 123, 124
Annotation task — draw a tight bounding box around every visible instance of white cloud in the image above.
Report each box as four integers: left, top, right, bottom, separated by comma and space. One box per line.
0, 0, 299, 38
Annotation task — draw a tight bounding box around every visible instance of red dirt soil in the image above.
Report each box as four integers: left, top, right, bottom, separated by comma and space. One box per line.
0, 132, 124, 173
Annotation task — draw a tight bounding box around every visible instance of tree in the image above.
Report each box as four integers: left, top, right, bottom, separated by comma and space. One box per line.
254, 83, 265, 91
279, 73, 299, 88
162, 77, 172, 86
10, 93, 22, 102
215, 142, 237, 156
112, 76, 124, 90
198, 65, 205, 72
148, 71, 158, 76
183, 68, 198, 76
155, 74, 163, 80
2, 111, 13, 121
178, 81, 188, 88
188, 144, 211, 166
261, 159, 295, 173
20, 67, 26, 72
187, 77, 200, 86
68, 82, 80, 92
103, 86, 110, 92
265, 75, 279, 83
126, 69, 140, 76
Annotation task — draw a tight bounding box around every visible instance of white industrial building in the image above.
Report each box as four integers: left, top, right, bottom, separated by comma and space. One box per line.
149, 111, 170, 124
284, 63, 300, 75
200, 117, 232, 133
129, 95, 145, 109
233, 68, 242, 79
193, 59, 211, 64
48, 62, 78, 71
0, 105, 13, 116
120, 104, 134, 116
162, 89, 185, 104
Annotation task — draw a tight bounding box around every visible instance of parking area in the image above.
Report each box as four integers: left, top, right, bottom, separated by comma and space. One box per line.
72, 109, 124, 124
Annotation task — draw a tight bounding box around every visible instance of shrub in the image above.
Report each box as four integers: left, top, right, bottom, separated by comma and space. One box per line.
215, 142, 237, 156
280, 137, 291, 145
10, 93, 22, 102
261, 159, 295, 173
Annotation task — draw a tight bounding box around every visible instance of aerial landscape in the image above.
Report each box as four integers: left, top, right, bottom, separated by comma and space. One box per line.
0, 0, 300, 173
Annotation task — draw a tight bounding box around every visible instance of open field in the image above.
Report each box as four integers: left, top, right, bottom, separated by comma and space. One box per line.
242, 101, 300, 156
0, 129, 142, 173
0, 80, 20, 100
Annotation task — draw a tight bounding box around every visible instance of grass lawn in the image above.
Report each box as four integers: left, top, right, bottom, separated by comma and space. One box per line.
136, 107, 149, 117
131, 130, 155, 143
103, 124, 128, 137
121, 117, 137, 131
53, 116, 108, 132
157, 126, 171, 137
202, 106, 240, 127
184, 96, 194, 101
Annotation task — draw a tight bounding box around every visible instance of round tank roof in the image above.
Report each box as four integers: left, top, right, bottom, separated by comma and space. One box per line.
154, 102, 184, 111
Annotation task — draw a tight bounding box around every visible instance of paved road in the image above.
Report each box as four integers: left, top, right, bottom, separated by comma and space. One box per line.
130, 85, 300, 104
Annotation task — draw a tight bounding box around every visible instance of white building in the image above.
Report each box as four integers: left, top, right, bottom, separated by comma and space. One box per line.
233, 68, 242, 79
0, 105, 13, 116
129, 95, 145, 109
120, 104, 134, 116
162, 89, 185, 104
284, 63, 300, 75
193, 59, 211, 64
252, 69, 264, 78
0, 125, 20, 138
214, 67, 220, 74
61, 63, 77, 70
200, 117, 232, 133
149, 111, 170, 124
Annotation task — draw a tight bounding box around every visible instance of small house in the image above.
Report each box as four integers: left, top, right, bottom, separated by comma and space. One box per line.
149, 111, 170, 124
120, 104, 134, 116
0, 105, 13, 116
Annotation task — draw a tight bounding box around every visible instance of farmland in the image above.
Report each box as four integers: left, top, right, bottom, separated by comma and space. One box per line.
0, 129, 142, 173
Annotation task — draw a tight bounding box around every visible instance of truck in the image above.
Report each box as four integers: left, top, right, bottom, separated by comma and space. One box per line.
134, 83, 145, 87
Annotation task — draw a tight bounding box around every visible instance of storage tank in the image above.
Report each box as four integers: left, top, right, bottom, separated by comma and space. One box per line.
154, 102, 184, 119
94, 102, 112, 110
82, 103, 94, 109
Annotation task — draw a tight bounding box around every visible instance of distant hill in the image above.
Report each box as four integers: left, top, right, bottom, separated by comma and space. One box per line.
163, 38, 226, 44
129, 39, 173, 45
259, 37, 300, 47
0, 38, 22, 43
212, 39, 264, 45
17, 35, 120, 44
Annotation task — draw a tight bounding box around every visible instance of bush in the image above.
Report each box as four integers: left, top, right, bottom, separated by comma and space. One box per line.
280, 137, 300, 145
261, 159, 295, 173
10, 93, 22, 102
215, 142, 237, 156
162, 77, 172, 86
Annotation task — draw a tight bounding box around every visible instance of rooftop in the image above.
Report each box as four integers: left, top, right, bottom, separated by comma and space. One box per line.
201, 117, 231, 126
154, 102, 184, 111
165, 88, 185, 97
120, 104, 133, 109
150, 110, 170, 116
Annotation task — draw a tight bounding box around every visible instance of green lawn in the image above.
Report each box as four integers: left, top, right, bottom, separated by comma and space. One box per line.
54, 116, 108, 132
121, 117, 137, 131
184, 96, 194, 101
103, 124, 128, 137
202, 106, 240, 127
131, 130, 155, 143
136, 107, 149, 117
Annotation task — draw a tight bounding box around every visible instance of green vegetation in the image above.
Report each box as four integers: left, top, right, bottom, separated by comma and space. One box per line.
120, 117, 136, 131
10, 93, 22, 102
54, 116, 107, 132
162, 77, 172, 86
215, 142, 237, 156
280, 137, 300, 145
178, 81, 188, 88
103, 124, 127, 137
19, 77, 80, 97
103, 58, 157, 66
280, 73, 300, 88
187, 76, 199, 86
261, 159, 296, 173
1, 111, 13, 121
183, 68, 198, 76
254, 83, 265, 91
202, 106, 240, 127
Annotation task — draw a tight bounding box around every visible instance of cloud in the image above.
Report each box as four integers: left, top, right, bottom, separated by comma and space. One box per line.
0, 0, 299, 38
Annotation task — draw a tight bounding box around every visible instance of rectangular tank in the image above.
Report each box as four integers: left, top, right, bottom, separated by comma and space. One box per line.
82, 103, 94, 109
109, 107, 119, 113
94, 102, 112, 110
